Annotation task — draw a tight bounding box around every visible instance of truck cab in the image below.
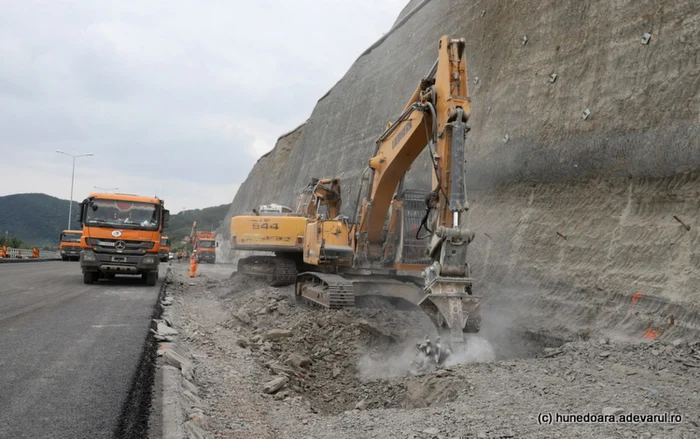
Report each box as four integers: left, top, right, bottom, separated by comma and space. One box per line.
158, 235, 171, 262
59, 230, 83, 261
194, 231, 217, 264
77, 193, 170, 286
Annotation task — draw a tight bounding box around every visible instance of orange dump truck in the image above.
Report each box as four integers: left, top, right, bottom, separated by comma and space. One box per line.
194, 231, 217, 263
59, 230, 83, 261
77, 193, 170, 285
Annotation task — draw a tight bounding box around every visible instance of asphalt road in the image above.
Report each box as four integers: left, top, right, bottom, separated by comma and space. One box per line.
0, 261, 164, 439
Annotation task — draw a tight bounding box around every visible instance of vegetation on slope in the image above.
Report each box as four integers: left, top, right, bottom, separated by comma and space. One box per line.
0, 193, 80, 247
162, 203, 231, 247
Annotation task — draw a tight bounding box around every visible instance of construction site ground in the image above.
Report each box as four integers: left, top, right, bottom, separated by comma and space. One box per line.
167, 263, 699, 439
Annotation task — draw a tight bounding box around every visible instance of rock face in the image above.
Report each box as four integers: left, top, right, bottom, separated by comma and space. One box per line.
224, 1, 700, 323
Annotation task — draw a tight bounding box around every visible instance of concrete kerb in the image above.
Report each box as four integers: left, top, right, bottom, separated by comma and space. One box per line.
152, 268, 214, 439
0, 258, 62, 263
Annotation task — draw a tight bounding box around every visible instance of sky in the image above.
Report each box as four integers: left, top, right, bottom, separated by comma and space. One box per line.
0, 0, 407, 213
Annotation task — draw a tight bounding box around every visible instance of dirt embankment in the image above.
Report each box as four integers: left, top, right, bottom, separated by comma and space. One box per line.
165, 263, 699, 439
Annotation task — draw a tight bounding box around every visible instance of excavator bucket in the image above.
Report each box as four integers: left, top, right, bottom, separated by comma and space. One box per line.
418, 276, 481, 344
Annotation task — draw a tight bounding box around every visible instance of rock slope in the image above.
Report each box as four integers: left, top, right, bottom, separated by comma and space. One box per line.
223, 0, 700, 327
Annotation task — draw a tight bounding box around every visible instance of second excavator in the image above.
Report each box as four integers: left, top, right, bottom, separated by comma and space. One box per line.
232, 35, 480, 345
231, 177, 342, 285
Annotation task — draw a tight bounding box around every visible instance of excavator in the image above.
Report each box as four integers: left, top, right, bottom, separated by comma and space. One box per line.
231, 177, 342, 285
232, 35, 480, 344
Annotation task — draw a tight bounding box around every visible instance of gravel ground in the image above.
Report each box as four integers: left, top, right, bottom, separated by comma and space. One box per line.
166, 262, 699, 439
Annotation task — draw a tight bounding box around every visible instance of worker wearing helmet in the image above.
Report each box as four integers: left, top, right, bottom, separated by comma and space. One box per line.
189, 249, 198, 278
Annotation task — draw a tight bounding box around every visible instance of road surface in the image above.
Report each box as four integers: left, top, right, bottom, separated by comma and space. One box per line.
0, 261, 164, 439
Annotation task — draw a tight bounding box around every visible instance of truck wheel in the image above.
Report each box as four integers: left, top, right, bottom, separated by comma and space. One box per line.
145, 271, 158, 286
83, 271, 97, 284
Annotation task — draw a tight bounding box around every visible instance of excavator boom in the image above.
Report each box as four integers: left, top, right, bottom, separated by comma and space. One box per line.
296, 36, 481, 345
356, 36, 470, 259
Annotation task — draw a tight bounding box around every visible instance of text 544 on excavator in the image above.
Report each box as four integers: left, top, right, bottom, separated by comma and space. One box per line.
231, 36, 479, 346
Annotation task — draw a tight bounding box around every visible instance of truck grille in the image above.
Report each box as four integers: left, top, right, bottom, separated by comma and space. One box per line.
87, 238, 154, 255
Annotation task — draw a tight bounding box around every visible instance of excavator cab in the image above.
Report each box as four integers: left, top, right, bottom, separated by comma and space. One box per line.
389, 189, 433, 266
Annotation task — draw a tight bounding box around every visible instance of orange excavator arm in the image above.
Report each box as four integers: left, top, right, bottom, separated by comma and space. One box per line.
353, 36, 479, 341
295, 36, 480, 344
355, 35, 471, 263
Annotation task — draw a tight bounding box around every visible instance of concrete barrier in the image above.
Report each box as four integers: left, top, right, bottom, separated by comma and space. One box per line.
1, 246, 40, 259
0, 246, 61, 263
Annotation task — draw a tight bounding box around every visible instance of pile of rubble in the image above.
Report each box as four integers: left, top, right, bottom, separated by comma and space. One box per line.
223, 273, 470, 414
152, 278, 214, 439
163, 265, 699, 439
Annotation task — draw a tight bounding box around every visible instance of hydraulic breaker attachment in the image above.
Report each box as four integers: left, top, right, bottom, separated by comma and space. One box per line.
420, 224, 481, 344
419, 275, 481, 344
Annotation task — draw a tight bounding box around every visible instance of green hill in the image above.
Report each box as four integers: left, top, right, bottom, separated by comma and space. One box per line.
0, 193, 80, 247
166, 204, 231, 247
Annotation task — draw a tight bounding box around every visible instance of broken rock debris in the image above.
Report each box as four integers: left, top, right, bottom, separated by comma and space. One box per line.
162, 264, 699, 438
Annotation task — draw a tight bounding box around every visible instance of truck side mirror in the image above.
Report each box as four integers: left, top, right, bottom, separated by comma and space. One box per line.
163, 210, 170, 228
216, 241, 219, 247
77, 201, 85, 223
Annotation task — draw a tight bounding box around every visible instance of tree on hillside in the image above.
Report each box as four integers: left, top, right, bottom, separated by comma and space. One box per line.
165, 203, 230, 244
0, 236, 24, 248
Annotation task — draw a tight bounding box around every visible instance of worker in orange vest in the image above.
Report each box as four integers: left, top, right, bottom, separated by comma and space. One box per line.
189, 249, 198, 278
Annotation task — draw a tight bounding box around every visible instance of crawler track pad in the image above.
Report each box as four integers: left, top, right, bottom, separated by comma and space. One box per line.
295, 272, 355, 309
237, 256, 297, 286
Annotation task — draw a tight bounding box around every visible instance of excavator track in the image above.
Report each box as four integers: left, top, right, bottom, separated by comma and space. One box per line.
237, 256, 297, 286
295, 272, 355, 309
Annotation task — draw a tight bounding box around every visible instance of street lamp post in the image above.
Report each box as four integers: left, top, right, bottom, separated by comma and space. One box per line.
56, 150, 94, 229
94, 186, 118, 193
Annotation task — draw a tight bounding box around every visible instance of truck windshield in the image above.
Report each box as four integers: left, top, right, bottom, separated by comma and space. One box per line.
61, 233, 82, 243
199, 241, 215, 248
85, 199, 160, 231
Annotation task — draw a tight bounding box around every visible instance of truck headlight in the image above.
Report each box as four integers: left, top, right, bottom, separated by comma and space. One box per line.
142, 256, 156, 264
83, 252, 96, 261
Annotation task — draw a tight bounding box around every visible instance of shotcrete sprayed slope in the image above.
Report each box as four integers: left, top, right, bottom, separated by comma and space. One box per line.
223, 1, 700, 324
